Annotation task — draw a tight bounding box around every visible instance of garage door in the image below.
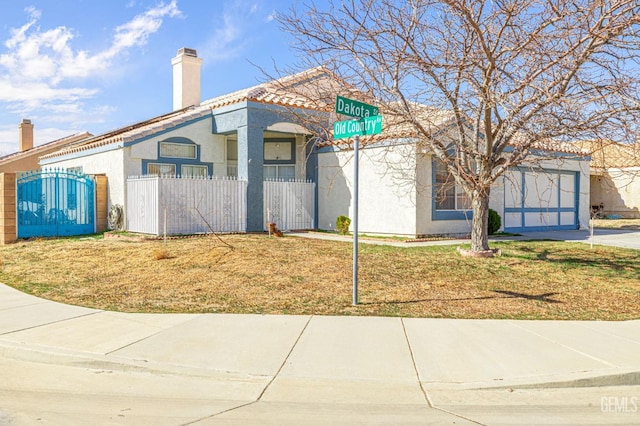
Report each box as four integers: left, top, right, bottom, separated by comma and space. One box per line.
503, 169, 579, 232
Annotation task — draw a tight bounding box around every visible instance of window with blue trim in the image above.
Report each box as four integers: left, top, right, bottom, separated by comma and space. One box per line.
435, 160, 471, 210
264, 138, 295, 180
143, 137, 213, 177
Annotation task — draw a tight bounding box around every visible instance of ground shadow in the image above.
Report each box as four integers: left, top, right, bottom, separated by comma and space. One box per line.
360, 290, 562, 306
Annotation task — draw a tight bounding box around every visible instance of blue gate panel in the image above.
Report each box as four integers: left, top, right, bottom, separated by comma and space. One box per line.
17, 169, 95, 239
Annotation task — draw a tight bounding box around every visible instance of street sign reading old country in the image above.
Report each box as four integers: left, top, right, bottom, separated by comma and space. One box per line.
333, 115, 383, 139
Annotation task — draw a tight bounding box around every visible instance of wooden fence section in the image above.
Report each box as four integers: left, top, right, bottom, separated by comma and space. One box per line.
263, 179, 315, 231
126, 176, 247, 235
0, 173, 17, 244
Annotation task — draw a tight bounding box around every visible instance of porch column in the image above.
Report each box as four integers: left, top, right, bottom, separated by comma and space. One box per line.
237, 124, 264, 231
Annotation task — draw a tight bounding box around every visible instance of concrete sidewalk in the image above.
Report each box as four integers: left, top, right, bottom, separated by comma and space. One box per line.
1, 284, 639, 424
289, 228, 640, 250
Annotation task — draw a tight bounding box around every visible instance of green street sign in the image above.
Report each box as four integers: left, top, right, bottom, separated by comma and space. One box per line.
335, 96, 379, 118
333, 115, 383, 139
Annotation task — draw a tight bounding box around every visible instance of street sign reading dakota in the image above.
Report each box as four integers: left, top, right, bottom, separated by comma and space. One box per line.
333, 115, 383, 139
335, 95, 379, 118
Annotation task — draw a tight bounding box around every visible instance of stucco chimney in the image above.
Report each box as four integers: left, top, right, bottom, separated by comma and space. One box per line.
19, 119, 34, 152
171, 48, 202, 110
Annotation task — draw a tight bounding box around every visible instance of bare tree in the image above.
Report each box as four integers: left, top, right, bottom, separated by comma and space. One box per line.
277, 0, 640, 253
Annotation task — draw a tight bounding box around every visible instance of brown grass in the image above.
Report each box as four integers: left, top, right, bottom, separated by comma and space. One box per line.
0, 234, 638, 320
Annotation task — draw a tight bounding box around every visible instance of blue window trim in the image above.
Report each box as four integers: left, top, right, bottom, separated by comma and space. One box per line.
142, 137, 213, 177
431, 159, 473, 221
264, 138, 296, 165
503, 167, 580, 232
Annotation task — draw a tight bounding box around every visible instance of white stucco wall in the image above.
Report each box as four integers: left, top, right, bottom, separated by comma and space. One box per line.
128, 117, 226, 176
318, 143, 418, 236
592, 167, 640, 218
41, 149, 126, 210
319, 143, 590, 236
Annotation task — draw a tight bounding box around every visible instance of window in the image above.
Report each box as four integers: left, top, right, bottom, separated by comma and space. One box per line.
264, 138, 296, 180
264, 165, 295, 180
227, 139, 238, 177
264, 141, 293, 161
435, 160, 471, 210
160, 142, 196, 159
181, 164, 208, 177
148, 163, 176, 176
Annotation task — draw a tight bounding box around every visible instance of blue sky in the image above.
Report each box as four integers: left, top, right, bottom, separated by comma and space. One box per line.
0, 0, 303, 154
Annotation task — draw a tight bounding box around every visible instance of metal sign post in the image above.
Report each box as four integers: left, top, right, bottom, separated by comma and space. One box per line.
332, 96, 382, 306
353, 134, 359, 305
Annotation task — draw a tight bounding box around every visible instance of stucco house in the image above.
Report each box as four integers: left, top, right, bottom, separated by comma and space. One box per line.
40, 48, 330, 232
38, 47, 590, 237
578, 141, 640, 219
317, 115, 591, 236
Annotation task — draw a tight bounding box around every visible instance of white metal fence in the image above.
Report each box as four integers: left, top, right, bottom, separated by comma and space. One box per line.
264, 179, 315, 231
126, 175, 247, 235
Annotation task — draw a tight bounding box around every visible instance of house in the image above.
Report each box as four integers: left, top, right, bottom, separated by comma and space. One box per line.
40, 48, 335, 232
578, 140, 640, 218
38, 47, 591, 237
317, 107, 591, 236
0, 119, 91, 173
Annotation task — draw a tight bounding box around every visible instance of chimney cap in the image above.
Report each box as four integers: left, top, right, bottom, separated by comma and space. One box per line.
177, 47, 198, 57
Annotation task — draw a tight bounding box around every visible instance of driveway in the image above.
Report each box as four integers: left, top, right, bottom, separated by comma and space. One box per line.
512, 228, 640, 250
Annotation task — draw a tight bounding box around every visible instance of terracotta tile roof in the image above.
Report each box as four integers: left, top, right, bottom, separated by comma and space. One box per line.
0, 131, 93, 164
42, 67, 345, 160
330, 105, 589, 156
40, 106, 212, 160
204, 66, 348, 111
574, 140, 640, 169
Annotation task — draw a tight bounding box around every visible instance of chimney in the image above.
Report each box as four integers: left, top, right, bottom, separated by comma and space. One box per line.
171, 48, 202, 110
19, 119, 34, 152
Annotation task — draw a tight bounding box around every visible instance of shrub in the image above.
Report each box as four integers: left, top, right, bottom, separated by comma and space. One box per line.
488, 209, 502, 235
153, 248, 171, 260
336, 215, 351, 235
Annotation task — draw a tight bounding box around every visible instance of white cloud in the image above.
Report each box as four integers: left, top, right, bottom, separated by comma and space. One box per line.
0, 1, 181, 123
199, 0, 267, 62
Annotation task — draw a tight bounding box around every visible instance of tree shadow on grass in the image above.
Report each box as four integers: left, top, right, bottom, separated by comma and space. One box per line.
503, 241, 638, 272
360, 290, 562, 306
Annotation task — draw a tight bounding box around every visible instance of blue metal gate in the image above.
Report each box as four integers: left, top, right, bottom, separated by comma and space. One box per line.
17, 169, 95, 238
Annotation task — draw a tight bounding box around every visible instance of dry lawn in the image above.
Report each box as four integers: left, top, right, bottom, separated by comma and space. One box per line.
0, 233, 638, 320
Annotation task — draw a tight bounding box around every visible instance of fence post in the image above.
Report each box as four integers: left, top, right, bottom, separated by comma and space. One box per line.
93, 174, 108, 233
0, 173, 17, 244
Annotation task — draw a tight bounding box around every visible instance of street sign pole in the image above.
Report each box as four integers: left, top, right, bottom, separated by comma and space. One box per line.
333, 95, 381, 307
353, 134, 359, 306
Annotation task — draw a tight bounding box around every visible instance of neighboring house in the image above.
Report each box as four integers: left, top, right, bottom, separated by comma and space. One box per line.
317, 108, 590, 236
0, 119, 91, 173
578, 141, 640, 218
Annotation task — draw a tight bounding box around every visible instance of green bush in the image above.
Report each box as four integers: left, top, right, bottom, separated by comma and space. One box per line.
488, 209, 502, 235
336, 215, 351, 235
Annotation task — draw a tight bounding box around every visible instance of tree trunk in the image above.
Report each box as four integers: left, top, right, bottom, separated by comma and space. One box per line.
470, 190, 490, 252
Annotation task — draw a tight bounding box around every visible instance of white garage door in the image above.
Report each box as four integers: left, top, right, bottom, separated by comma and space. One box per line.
503, 169, 579, 232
